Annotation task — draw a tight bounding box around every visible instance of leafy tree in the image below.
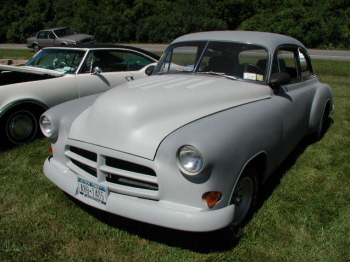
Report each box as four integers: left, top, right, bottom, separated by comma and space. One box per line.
0, 0, 348, 49
239, 0, 350, 49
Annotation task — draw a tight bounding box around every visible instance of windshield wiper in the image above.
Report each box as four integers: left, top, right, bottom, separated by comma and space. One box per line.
197, 71, 238, 80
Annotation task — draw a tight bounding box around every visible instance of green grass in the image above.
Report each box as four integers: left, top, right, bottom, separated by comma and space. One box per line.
0, 59, 349, 262
0, 49, 34, 60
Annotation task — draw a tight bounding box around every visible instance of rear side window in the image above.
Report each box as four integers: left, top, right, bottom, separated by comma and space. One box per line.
274, 50, 298, 79
273, 46, 315, 82
298, 49, 314, 78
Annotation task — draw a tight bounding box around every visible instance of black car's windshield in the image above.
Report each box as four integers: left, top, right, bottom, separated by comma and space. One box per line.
26, 49, 85, 74
155, 41, 269, 82
54, 28, 76, 37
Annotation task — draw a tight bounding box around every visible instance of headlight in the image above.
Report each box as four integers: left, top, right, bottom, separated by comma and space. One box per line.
177, 145, 203, 175
40, 115, 53, 137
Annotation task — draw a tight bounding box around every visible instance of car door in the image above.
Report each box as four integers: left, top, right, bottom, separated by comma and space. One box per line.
271, 46, 317, 162
75, 50, 154, 97
38, 31, 56, 48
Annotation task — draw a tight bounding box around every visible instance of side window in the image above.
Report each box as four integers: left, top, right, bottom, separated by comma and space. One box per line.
298, 49, 313, 78
125, 52, 154, 71
47, 32, 55, 39
38, 32, 46, 39
80, 50, 154, 73
273, 49, 298, 80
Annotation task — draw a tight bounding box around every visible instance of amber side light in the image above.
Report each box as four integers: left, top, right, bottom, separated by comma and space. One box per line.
202, 191, 223, 208
48, 147, 53, 153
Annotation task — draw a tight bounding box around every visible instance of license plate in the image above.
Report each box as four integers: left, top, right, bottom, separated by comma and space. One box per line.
78, 177, 107, 205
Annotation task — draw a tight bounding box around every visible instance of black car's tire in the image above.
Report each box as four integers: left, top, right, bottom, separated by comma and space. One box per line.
228, 165, 259, 231
33, 44, 40, 53
2, 109, 38, 146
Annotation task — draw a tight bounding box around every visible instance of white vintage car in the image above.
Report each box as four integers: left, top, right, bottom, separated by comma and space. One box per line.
0, 44, 159, 147
41, 31, 333, 232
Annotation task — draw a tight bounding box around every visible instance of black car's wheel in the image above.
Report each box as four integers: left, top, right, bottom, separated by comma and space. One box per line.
33, 44, 40, 53
2, 109, 38, 145
229, 165, 259, 230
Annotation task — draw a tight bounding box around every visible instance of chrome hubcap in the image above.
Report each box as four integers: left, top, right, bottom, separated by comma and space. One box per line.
7, 112, 36, 143
231, 176, 254, 226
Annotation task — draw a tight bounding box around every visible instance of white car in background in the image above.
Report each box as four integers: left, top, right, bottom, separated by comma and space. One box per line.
0, 44, 159, 147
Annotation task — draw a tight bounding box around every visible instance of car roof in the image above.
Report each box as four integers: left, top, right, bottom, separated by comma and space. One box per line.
44, 44, 160, 60
40, 27, 69, 31
172, 31, 306, 51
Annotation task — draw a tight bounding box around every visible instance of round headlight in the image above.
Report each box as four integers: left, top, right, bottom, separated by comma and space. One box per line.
177, 145, 203, 175
40, 115, 53, 137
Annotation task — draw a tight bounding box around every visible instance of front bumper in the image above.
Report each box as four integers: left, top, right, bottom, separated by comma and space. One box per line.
44, 156, 235, 232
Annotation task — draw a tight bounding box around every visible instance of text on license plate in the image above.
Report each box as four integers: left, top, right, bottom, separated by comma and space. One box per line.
78, 177, 107, 205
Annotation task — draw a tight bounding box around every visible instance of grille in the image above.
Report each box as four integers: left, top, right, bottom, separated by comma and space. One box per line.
66, 145, 158, 195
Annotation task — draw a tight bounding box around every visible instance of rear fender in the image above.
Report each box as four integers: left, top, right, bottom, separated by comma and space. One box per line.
308, 83, 333, 133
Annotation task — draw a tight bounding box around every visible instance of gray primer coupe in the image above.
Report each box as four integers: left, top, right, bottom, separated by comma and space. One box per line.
41, 31, 333, 232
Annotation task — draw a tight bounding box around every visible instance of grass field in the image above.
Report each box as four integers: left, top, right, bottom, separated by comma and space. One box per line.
0, 52, 349, 261
0, 49, 34, 60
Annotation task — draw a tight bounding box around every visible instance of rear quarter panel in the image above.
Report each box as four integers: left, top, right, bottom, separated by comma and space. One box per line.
308, 81, 333, 133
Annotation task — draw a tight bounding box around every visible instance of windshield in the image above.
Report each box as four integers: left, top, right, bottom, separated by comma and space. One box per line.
26, 49, 85, 74
155, 41, 269, 82
54, 28, 76, 37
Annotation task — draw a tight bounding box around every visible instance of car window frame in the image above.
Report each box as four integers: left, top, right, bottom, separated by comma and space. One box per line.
78, 49, 156, 74
273, 45, 316, 84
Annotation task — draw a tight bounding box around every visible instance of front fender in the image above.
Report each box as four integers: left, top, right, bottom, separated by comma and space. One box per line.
154, 98, 281, 210
42, 93, 101, 144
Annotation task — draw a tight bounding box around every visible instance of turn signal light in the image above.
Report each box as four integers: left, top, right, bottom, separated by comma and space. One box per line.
48, 147, 53, 153
202, 191, 222, 208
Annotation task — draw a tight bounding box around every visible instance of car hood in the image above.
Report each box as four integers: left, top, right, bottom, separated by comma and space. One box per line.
0, 64, 65, 77
60, 34, 94, 40
69, 75, 271, 159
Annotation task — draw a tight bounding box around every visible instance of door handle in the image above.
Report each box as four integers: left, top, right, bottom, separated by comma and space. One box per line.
125, 76, 134, 82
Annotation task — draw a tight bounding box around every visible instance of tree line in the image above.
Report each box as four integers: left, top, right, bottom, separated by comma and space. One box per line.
1, 0, 349, 49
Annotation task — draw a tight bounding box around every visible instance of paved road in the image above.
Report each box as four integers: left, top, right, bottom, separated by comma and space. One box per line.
1, 44, 350, 60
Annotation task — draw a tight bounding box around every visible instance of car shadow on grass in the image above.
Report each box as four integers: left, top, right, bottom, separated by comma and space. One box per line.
67, 117, 333, 254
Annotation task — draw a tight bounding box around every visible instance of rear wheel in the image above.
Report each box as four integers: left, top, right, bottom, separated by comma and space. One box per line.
312, 105, 330, 141
229, 166, 259, 230
2, 109, 38, 146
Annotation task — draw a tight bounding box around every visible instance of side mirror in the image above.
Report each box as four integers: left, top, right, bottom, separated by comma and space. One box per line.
92, 66, 102, 75
145, 65, 156, 76
269, 72, 291, 90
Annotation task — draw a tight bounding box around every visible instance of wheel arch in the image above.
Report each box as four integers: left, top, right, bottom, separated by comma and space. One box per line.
308, 84, 333, 133
241, 152, 267, 184
0, 99, 49, 120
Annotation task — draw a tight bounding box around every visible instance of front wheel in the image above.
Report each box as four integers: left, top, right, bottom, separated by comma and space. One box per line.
2, 110, 38, 146
229, 166, 259, 230
33, 44, 40, 53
